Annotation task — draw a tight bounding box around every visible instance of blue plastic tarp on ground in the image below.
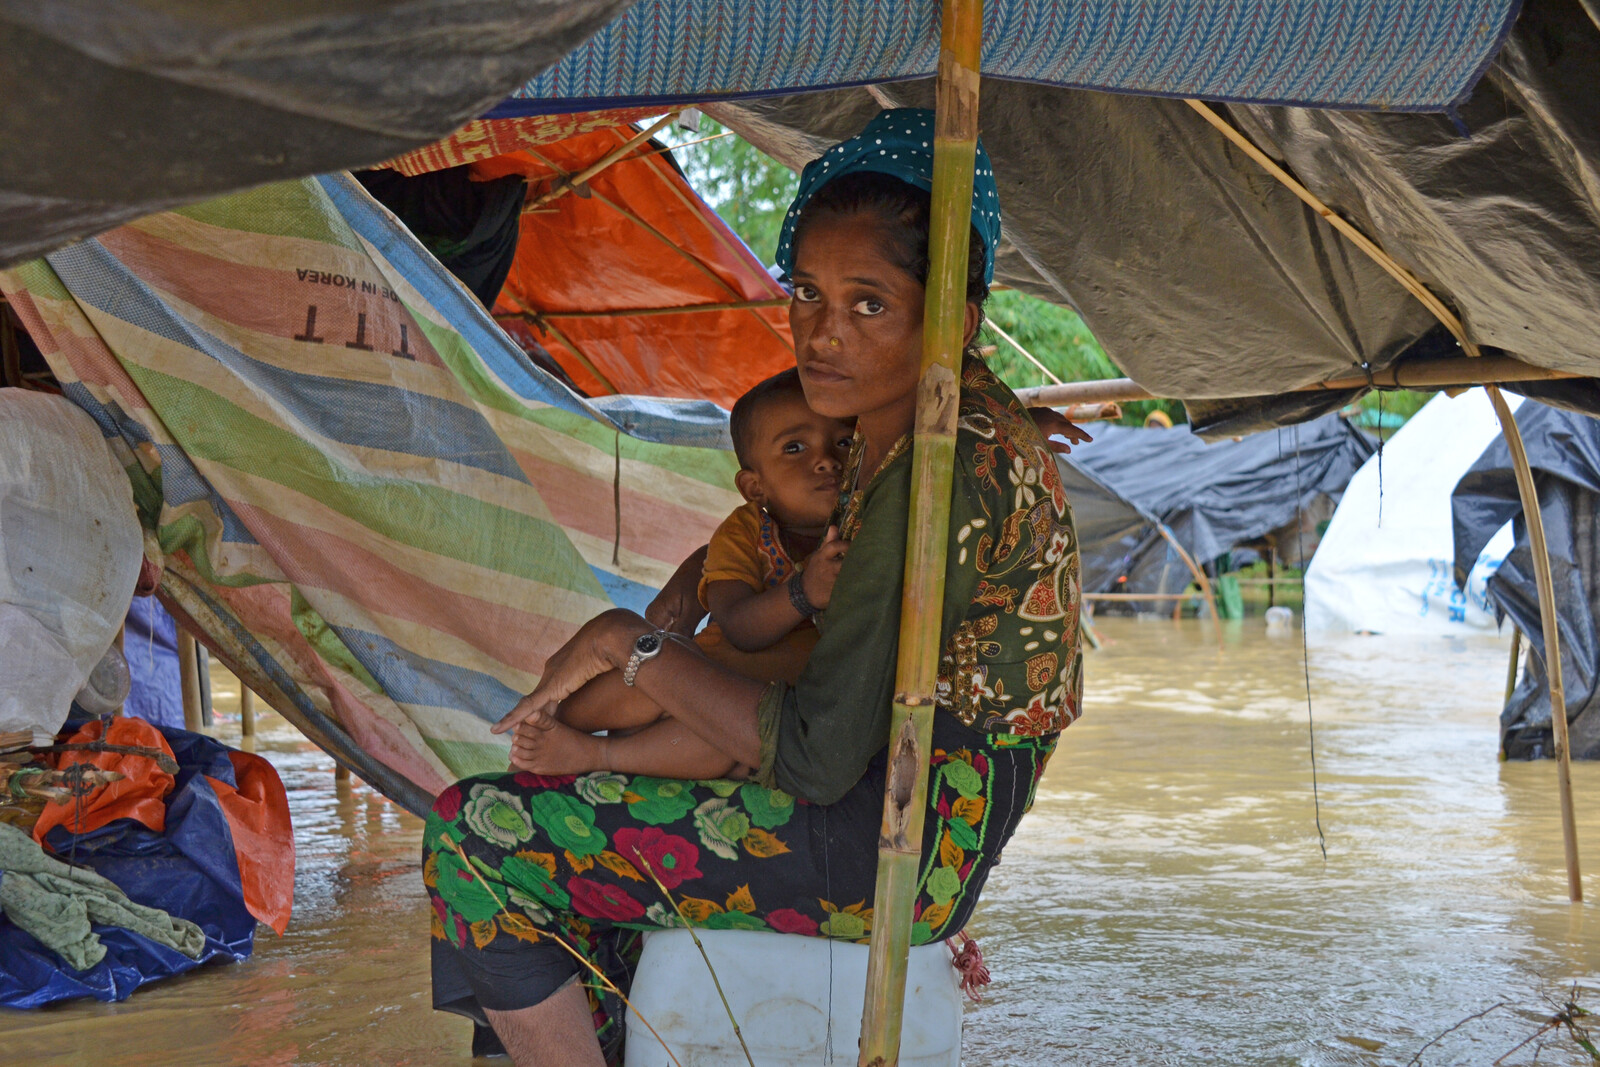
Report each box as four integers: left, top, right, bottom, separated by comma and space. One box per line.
0, 725, 260, 1008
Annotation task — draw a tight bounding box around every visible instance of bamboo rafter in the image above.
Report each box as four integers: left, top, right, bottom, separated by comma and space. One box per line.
524, 112, 682, 212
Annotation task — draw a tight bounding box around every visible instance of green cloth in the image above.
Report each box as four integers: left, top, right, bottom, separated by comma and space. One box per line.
756, 359, 1084, 803
0, 822, 206, 971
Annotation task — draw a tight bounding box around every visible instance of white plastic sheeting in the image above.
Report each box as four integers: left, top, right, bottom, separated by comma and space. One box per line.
0, 390, 141, 742
1305, 389, 1518, 635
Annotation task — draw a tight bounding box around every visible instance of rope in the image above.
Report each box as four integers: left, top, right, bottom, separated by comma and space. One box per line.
1291, 425, 1329, 860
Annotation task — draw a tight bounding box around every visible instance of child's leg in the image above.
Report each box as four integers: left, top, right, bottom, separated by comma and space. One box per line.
557, 669, 668, 733
512, 717, 738, 780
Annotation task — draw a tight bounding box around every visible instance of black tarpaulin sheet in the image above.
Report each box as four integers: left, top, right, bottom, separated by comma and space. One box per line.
706, 0, 1600, 433
1066, 415, 1372, 591
0, 0, 632, 267
1451, 404, 1600, 760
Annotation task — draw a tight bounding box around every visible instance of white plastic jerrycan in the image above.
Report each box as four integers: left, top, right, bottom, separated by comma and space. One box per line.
625, 929, 963, 1066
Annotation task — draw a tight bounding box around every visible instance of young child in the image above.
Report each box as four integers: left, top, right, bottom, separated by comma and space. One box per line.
515, 368, 854, 779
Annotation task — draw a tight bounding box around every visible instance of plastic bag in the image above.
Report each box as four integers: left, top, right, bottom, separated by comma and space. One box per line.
0, 390, 142, 742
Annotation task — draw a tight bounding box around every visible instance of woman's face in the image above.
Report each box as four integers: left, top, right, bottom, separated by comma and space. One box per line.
787, 212, 926, 423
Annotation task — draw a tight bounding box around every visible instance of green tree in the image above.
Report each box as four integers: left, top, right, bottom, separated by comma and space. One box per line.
665, 119, 799, 265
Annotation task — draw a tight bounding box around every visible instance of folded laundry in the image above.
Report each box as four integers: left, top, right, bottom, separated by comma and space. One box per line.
0, 823, 204, 972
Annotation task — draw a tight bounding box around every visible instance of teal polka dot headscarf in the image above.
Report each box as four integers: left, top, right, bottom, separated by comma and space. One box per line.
774, 108, 1002, 286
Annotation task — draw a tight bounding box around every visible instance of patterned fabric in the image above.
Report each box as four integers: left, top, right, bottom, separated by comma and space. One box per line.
941, 357, 1084, 735
425, 717, 1057, 1035
0, 173, 749, 815
774, 109, 1003, 285
494, 0, 1520, 117
380, 110, 662, 177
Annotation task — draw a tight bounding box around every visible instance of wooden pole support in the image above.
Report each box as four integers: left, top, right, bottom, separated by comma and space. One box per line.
1485, 386, 1581, 903
858, 2, 982, 1063
1014, 353, 1583, 409
1503, 627, 1522, 709
1155, 523, 1224, 652
176, 632, 203, 733
240, 687, 257, 753
524, 112, 681, 212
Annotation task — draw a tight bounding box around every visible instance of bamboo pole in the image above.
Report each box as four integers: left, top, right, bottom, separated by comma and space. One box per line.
523, 112, 681, 212
1484, 385, 1582, 903
858, 2, 982, 1063
1014, 353, 1583, 408
1184, 99, 1480, 358
1155, 522, 1224, 652
1083, 592, 1199, 602
239, 687, 257, 753
1503, 627, 1522, 708
493, 297, 789, 322
176, 632, 203, 732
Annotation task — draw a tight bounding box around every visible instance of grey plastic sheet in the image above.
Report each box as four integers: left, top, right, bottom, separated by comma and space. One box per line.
1062, 414, 1372, 599
1452, 403, 1600, 760
709, 0, 1600, 435
0, 0, 632, 267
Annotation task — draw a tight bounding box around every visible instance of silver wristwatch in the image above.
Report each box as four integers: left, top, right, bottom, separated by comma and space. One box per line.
622, 629, 668, 686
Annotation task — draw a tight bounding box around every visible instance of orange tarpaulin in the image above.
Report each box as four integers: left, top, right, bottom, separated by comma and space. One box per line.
471, 127, 795, 409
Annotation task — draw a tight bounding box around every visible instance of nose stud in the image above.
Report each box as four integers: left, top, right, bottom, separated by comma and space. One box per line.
828, 336, 841, 348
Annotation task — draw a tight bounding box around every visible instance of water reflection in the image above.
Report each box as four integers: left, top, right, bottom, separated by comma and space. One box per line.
2, 624, 1594, 1065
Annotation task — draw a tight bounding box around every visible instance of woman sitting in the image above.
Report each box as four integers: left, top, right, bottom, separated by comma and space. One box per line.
423, 108, 1084, 1067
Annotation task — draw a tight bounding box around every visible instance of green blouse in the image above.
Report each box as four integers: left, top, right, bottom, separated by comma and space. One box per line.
754, 358, 1084, 804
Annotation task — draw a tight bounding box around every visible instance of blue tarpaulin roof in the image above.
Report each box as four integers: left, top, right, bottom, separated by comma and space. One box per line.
491, 0, 1522, 117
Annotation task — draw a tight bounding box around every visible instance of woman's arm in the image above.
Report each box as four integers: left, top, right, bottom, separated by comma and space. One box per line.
644, 544, 709, 636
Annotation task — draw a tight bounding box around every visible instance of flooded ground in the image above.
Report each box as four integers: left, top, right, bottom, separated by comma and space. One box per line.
3, 619, 1596, 1065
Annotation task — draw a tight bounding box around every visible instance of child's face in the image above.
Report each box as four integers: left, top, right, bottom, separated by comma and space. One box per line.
737, 392, 855, 530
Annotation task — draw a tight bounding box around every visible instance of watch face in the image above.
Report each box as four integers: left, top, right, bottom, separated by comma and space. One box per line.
636, 632, 663, 655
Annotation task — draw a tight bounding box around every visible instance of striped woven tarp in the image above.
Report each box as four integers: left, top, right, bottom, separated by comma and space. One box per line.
493, 0, 1521, 116
0, 174, 743, 814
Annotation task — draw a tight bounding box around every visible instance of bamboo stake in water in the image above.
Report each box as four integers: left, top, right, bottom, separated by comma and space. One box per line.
1484, 386, 1582, 902
437, 835, 685, 1067
628, 846, 756, 1067
858, 2, 983, 1064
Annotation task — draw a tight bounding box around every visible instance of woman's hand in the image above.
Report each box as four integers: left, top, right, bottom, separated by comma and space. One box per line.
645, 545, 709, 636
1027, 407, 1094, 455
492, 609, 647, 735
800, 525, 849, 611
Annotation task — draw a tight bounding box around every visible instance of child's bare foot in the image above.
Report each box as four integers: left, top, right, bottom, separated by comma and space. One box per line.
510, 719, 605, 776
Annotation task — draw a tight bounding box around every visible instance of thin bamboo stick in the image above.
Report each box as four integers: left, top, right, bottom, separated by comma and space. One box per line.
858, 2, 982, 1063
987, 318, 1062, 384
177, 632, 203, 732
1504, 627, 1522, 708
1082, 592, 1196, 601
1014, 353, 1583, 408
1484, 385, 1582, 902
240, 687, 256, 753
494, 297, 789, 321
1184, 99, 1480, 359
524, 112, 681, 212
501, 291, 620, 395
1155, 522, 1224, 652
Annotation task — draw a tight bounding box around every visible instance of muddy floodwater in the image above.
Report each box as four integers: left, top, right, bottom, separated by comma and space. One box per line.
4, 619, 1597, 1065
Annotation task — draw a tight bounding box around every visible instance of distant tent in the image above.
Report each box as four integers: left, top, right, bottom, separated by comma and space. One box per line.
1306, 390, 1519, 636
1452, 404, 1600, 760
1065, 414, 1372, 607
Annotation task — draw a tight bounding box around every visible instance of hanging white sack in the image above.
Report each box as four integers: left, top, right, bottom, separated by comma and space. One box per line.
1305, 388, 1517, 635
0, 390, 142, 742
